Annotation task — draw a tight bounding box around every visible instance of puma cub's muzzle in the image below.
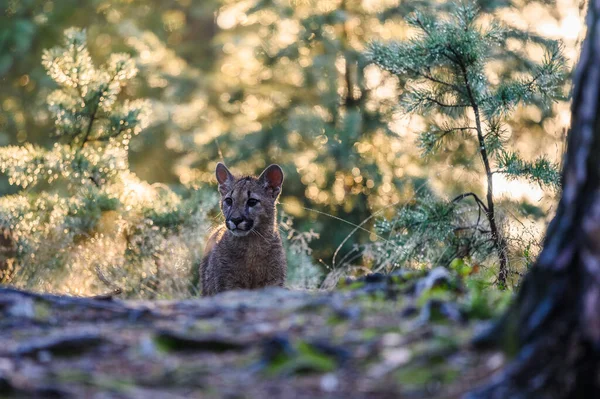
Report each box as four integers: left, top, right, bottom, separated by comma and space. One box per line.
226, 216, 254, 236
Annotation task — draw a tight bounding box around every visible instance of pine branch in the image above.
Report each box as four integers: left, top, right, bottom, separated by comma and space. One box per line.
80, 100, 99, 149
497, 151, 561, 189
452, 192, 489, 213
424, 96, 469, 108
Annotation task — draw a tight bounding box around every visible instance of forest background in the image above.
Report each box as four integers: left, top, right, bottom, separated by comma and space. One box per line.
0, 0, 585, 297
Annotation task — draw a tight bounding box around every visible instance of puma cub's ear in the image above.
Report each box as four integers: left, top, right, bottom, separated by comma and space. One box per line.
259, 164, 284, 198
215, 163, 234, 195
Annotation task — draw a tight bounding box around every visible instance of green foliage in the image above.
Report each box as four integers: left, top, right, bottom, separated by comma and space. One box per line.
0, 2, 37, 76
462, 274, 512, 319
1, 28, 146, 190
280, 212, 324, 290
0, 29, 215, 297
497, 152, 561, 190
42, 30, 146, 147
369, 193, 495, 270
365, 1, 566, 281
367, 3, 564, 186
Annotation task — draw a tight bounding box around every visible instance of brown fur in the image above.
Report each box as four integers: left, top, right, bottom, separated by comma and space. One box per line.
200, 163, 287, 296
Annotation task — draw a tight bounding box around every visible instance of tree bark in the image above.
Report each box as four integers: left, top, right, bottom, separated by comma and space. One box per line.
468, 1, 600, 397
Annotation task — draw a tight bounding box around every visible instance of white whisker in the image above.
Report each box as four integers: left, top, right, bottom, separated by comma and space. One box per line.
252, 229, 270, 244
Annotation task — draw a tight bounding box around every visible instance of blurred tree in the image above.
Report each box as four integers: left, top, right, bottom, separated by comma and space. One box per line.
0, 0, 219, 188
368, 2, 565, 286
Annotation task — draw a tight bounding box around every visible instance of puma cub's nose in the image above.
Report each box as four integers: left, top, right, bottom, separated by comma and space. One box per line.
230, 217, 243, 226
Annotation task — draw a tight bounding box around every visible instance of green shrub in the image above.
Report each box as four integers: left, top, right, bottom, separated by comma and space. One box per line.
0, 29, 216, 298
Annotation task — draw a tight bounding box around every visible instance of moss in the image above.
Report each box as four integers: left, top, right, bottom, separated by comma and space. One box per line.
396, 367, 434, 386
264, 340, 338, 376
361, 328, 379, 340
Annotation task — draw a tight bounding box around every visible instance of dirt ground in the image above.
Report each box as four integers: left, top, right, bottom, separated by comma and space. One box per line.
0, 272, 506, 398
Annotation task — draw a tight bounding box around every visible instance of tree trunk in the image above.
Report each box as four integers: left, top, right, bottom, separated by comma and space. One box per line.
468, 1, 600, 397
461, 63, 509, 288
0, 227, 16, 283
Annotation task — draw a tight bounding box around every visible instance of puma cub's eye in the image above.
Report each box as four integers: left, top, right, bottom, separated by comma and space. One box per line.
247, 198, 259, 207
224, 198, 233, 206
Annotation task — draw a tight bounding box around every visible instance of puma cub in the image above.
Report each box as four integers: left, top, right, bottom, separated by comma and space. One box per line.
200, 163, 287, 296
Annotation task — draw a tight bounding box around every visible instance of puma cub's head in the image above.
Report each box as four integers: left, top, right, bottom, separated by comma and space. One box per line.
215, 163, 284, 237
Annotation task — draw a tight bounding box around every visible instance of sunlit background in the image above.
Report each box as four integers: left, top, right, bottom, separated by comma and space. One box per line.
0, 0, 586, 296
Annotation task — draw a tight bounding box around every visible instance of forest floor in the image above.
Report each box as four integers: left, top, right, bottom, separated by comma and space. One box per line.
0, 269, 509, 399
